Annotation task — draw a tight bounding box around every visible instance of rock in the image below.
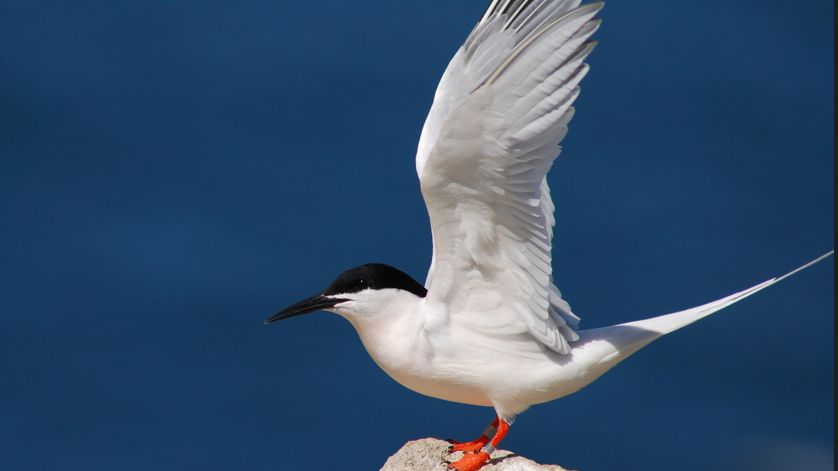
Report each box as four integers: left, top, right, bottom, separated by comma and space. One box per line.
380, 438, 573, 471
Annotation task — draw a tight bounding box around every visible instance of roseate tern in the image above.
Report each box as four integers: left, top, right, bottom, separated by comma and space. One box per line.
265, 1, 833, 469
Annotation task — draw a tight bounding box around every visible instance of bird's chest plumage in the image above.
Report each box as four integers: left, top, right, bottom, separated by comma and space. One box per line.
353, 309, 497, 407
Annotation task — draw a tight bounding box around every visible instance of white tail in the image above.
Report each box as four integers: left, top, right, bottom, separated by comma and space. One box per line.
623, 278, 779, 337
628, 250, 834, 335
578, 251, 834, 360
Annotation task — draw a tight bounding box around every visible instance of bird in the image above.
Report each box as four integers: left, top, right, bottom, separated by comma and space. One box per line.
265, 1, 833, 470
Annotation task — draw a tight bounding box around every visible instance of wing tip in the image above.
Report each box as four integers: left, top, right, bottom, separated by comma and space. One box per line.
578, 1, 605, 18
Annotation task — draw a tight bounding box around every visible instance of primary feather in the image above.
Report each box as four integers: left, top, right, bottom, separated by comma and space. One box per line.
417, 1, 603, 354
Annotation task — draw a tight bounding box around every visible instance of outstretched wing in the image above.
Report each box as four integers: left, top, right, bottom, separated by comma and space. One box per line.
417, 1, 602, 354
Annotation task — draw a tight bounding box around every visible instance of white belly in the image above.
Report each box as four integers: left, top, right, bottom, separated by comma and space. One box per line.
344, 302, 642, 418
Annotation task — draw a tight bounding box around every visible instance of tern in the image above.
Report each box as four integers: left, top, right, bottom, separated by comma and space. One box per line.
265, 1, 833, 470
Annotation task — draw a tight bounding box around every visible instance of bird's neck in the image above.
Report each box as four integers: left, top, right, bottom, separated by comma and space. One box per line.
337, 293, 427, 372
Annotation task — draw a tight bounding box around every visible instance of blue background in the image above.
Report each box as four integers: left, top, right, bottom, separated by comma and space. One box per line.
1, 1, 833, 470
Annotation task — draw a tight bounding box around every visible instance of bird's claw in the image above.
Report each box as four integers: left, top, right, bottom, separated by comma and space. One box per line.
448, 450, 490, 471
448, 439, 489, 454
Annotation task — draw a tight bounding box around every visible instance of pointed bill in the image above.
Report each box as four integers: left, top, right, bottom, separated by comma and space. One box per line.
264, 294, 347, 324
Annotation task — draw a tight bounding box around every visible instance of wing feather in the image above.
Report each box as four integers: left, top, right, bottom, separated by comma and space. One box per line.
417, 2, 602, 354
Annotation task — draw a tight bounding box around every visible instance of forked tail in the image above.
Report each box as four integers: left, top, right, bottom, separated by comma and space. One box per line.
578, 251, 834, 360
626, 251, 833, 335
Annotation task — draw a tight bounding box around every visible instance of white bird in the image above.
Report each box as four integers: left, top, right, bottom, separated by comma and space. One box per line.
265, 1, 833, 470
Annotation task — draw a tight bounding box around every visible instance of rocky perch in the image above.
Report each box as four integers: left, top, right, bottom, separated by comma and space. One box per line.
381, 438, 572, 471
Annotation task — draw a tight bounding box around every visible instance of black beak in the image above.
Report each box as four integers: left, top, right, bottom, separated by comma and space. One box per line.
264, 294, 346, 324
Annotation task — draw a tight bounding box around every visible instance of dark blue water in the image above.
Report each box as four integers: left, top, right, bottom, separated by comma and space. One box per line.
1, 1, 833, 470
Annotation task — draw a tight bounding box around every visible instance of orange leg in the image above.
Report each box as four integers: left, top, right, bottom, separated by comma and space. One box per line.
448, 418, 510, 471
448, 416, 499, 453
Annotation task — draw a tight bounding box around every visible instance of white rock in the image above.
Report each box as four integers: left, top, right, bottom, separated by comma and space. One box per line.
381, 438, 573, 471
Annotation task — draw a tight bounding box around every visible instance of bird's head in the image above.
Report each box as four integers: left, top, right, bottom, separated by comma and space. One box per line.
264, 263, 427, 325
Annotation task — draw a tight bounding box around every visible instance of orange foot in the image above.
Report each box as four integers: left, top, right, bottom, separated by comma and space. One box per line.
448, 437, 489, 454
448, 451, 490, 471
